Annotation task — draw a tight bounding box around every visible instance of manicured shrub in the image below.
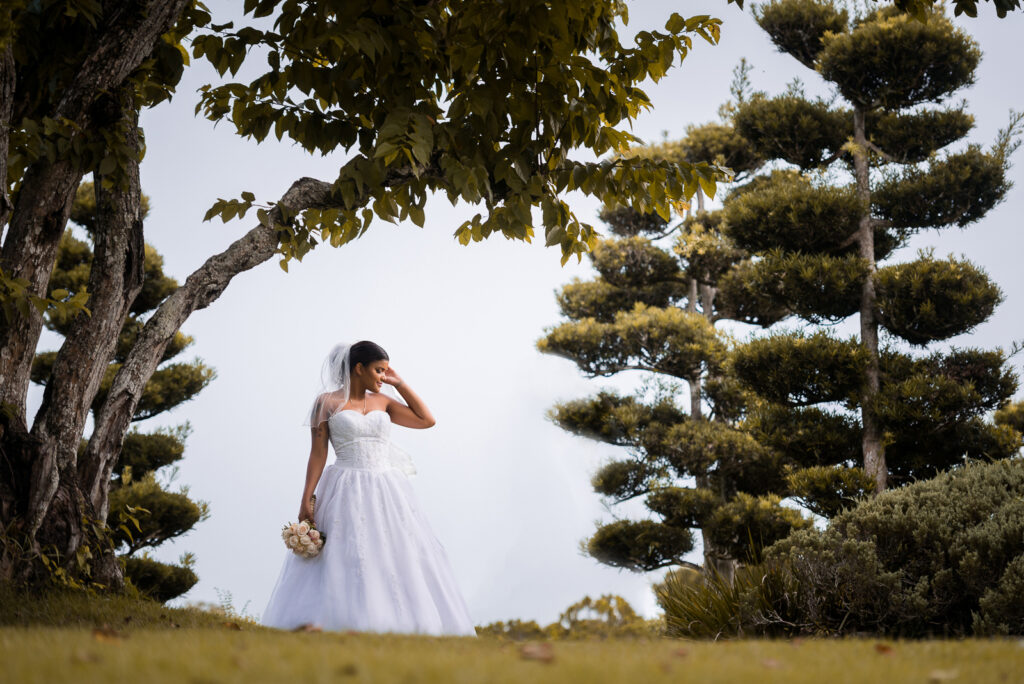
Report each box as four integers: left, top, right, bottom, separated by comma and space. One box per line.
767, 458, 1024, 636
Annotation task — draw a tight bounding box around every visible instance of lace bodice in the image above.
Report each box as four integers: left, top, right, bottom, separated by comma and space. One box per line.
327, 410, 415, 475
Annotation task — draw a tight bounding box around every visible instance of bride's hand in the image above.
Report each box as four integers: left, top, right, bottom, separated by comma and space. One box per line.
298, 502, 314, 524
383, 367, 403, 387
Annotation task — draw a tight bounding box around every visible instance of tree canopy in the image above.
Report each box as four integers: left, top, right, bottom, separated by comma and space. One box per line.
195, 1, 729, 267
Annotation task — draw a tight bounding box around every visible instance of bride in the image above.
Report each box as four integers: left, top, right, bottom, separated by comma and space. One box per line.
261, 340, 476, 636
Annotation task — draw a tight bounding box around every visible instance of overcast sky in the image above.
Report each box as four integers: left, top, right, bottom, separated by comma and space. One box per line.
29, 1, 1024, 626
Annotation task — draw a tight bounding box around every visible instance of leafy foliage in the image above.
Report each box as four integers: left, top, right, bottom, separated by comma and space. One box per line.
994, 400, 1024, 438
540, 303, 726, 379
654, 562, 798, 639
753, 0, 849, 69
723, 172, 862, 255
767, 458, 1024, 636
873, 147, 1008, 230
586, 519, 695, 571
867, 106, 973, 164
784, 465, 876, 518
124, 553, 199, 603
478, 594, 658, 640
733, 94, 849, 168
731, 331, 867, 406
819, 8, 980, 110
193, 1, 731, 266
107, 473, 209, 555
876, 251, 1003, 345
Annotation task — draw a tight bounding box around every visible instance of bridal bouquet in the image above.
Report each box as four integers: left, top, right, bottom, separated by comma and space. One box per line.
281, 520, 325, 558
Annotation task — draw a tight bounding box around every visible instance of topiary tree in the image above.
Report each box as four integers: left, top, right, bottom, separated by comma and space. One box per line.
723, 0, 1021, 500
538, 68, 812, 580
30, 182, 211, 601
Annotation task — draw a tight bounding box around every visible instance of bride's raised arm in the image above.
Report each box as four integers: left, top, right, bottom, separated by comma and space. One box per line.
383, 367, 436, 429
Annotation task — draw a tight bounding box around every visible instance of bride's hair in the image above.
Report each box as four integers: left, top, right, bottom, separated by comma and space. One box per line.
348, 340, 389, 372
308, 340, 391, 427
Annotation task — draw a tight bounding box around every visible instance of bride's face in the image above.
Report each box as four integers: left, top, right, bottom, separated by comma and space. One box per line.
356, 359, 389, 391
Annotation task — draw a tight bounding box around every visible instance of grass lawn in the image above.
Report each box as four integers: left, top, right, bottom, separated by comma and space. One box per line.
1, 586, 1022, 683
3, 629, 1023, 684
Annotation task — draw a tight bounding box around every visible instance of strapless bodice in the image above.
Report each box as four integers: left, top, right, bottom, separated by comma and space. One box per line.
327, 410, 415, 475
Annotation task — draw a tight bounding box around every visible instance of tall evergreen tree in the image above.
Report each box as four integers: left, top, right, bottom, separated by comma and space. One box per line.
31, 182, 212, 600
538, 75, 811, 577
723, 0, 1021, 500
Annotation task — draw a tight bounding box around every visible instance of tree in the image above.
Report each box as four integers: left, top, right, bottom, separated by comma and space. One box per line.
726, 0, 1022, 19
538, 73, 812, 579
723, 0, 1020, 498
31, 183, 212, 601
1, 1, 730, 587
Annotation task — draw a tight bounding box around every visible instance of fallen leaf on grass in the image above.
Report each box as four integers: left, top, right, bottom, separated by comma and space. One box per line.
222, 621, 241, 630
928, 670, 959, 682
519, 642, 555, 663
71, 649, 100, 664
874, 643, 893, 654
92, 625, 126, 642
761, 659, 783, 669
672, 648, 689, 658
293, 623, 322, 632
337, 663, 359, 677
789, 638, 804, 646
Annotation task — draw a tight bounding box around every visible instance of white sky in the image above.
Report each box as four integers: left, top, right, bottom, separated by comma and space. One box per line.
28, 1, 1024, 626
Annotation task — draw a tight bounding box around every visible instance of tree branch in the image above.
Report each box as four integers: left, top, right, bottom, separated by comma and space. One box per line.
83, 177, 333, 519
864, 140, 897, 164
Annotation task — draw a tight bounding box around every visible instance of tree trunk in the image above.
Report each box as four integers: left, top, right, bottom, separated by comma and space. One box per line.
0, 0, 191, 421
698, 276, 735, 583
84, 178, 333, 522
0, 0, 193, 585
0, 158, 83, 419
0, 41, 13, 232
852, 107, 887, 493
3, 87, 146, 585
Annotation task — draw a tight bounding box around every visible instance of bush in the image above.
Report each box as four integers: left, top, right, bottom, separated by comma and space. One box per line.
476, 594, 660, 640
654, 458, 1024, 638
767, 458, 1024, 636
654, 562, 806, 639
125, 554, 199, 603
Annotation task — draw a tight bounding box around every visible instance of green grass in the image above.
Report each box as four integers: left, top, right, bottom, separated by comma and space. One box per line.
0, 582, 255, 630
2, 630, 1023, 684
1, 584, 1022, 684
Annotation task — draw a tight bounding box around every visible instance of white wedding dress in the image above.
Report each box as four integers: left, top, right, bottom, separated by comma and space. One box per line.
261, 409, 476, 636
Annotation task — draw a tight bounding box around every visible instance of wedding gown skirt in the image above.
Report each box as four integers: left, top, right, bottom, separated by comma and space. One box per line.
261, 410, 476, 636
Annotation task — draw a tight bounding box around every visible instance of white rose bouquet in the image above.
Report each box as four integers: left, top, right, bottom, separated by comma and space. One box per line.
281, 496, 325, 558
